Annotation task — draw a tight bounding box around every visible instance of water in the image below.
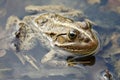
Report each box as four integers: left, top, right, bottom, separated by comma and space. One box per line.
0, 0, 120, 80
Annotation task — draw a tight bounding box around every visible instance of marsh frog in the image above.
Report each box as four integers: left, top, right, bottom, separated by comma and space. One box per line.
6, 5, 100, 70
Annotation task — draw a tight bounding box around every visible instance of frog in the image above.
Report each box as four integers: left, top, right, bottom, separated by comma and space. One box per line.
4, 5, 100, 70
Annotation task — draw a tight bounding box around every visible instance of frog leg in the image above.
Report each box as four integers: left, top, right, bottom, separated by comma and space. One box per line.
25, 5, 74, 13
6, 16, 39, 70
25, 5, 85, 19
22, 54, 39, 70
14, 30, 39, 70
6, 16, 20, 31
6, 16, 26, 66
59, 10, 85, 19
15, 52, 39, 70
41, 50, 68, 67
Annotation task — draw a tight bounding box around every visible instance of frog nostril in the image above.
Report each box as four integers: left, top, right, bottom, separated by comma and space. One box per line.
84, 37, 90, 43
79, 34, 84, 41
79, 33, 90, 43
84, 38, 90, 43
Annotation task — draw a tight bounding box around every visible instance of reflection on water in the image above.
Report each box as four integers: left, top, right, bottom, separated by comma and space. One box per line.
67, 56, 96, 66
0, 0, 120, 80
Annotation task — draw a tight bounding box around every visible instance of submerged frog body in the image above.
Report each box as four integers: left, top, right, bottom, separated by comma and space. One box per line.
5, 5, 100, 69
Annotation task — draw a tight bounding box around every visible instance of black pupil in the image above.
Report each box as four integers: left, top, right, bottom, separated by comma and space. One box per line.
69, 31, 77, 39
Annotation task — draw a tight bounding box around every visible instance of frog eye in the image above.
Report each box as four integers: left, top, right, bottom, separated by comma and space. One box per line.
68, 30, 77, 40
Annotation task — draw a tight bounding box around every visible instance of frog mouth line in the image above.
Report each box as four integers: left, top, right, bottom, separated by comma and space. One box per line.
54, 42, 98, 55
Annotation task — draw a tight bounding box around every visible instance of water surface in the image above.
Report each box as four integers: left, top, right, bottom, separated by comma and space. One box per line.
0, 0, 120, 80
